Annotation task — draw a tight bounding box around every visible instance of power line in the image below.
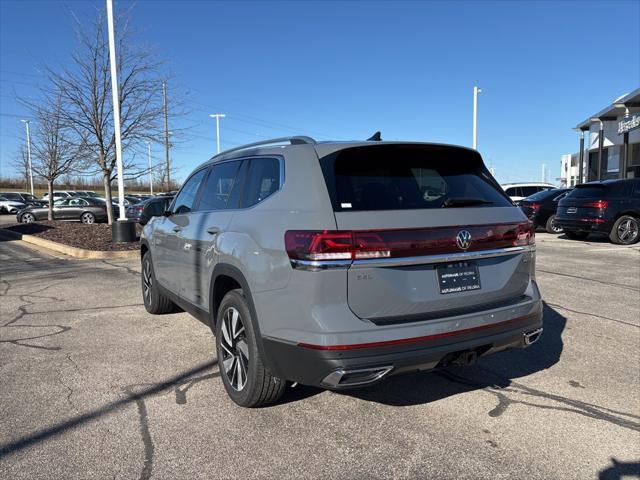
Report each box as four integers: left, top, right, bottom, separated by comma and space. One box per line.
0, 69, 44, 78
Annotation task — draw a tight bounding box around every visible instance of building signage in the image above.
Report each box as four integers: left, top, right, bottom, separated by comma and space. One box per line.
618, 113, 640, 134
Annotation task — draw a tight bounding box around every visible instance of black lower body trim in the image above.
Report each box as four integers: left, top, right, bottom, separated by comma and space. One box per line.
262, 309, 543, 388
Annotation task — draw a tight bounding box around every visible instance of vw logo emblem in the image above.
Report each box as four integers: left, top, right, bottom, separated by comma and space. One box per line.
456, 230, 472, 250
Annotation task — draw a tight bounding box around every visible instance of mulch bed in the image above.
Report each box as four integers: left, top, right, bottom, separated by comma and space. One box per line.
2, 221, 141, 251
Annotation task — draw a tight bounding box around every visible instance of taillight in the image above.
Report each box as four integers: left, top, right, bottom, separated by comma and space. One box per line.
135, 206, 144, 212
530, 203, 541, 211
285, 222, 535, 264
285, 230, 353, 260
514, 222, 535, 247
583, 200, 608, 209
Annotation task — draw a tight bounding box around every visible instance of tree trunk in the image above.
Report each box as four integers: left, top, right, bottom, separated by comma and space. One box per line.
47, 181, 54, 221
103, 171, 114, 225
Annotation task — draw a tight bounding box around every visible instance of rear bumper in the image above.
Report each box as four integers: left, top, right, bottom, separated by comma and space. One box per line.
554, 216, 612, 233
262, 305, 543, 389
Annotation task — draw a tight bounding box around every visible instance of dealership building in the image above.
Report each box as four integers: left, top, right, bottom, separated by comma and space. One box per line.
560, 88, 640, 187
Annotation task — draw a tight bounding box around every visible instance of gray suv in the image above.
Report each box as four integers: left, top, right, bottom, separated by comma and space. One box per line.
141, 137, 543, 407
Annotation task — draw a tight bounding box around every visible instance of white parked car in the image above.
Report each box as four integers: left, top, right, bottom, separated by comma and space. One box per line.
501, 183, 557, 202
41, 191, 80, 201
0, 196, 26, 214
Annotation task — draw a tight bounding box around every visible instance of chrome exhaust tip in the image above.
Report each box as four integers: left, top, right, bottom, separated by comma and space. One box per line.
321, 366, 394, 388
524, 328, 543, 346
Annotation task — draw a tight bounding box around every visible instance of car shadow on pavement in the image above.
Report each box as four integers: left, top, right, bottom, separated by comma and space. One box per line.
598, 458, 640, 480
0, 223, 55, 241
335, 302, 565, 407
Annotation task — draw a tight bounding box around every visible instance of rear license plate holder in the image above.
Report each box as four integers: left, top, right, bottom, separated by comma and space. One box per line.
437, 261, 481, 294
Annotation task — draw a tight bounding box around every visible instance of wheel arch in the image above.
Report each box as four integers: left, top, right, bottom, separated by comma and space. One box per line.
613, 210, 640, 221
210, 263, 278, 375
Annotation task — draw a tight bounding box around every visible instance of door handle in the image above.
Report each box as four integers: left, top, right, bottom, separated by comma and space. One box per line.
173, 226, 182, 233
206, 226, 220, 235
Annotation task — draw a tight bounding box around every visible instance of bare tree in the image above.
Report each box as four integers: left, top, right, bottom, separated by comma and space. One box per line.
28, 95, 85, 220
48, 8, 165, 224
12, 146, 31, 191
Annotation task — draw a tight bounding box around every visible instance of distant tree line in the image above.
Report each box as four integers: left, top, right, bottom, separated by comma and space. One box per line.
10, 6, 180, 223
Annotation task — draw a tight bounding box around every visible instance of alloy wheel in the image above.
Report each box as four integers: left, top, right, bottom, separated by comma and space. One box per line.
22, 213, 35, 223
550, 220, 563, 233
81, 213, 95, 224
617, 218, 639, 243
220, 307, 249, 391
142, 259, 152, 304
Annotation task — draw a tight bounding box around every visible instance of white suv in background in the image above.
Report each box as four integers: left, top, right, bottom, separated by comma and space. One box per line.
501, 183, 557, 203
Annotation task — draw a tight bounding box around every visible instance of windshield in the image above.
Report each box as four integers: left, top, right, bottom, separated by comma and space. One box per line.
320, 144, 511, 211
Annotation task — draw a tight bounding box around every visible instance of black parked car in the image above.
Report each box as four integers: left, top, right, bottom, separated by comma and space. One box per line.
520, 188, 571, 234
555, 179, 640, 244
125, 195, 174, 225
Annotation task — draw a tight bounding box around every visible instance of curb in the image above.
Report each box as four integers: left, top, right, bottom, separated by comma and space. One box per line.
0, 228, 140, 259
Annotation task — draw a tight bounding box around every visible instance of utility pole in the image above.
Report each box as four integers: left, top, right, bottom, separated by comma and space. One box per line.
163, 80, 170, 192
472, 86, 482, 150
20, 119, 34, 195
147, 141, 153, 195
541, 164, 546, 183
209, 113, 226, 154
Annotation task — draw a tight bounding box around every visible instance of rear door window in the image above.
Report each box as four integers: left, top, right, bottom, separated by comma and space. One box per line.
320, 145, 511, 211
196, 161, 242, 211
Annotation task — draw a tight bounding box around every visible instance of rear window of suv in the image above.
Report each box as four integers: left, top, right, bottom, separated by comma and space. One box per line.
567, 182, 632, 198
320, 144, 511, 211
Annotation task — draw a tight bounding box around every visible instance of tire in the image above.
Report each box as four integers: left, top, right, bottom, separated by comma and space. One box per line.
609, 215, 640, 245
564, 230, 589, 240
215, 289, 286, 407
21, 212, 36, 224
545, 215, 563, 234
141, 252, 176, 314
81, 212, 95, 224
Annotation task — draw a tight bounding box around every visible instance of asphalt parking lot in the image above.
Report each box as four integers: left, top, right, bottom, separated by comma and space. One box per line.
0, 231, 639, 479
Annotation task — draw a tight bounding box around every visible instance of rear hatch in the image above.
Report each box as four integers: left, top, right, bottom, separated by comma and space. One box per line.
557, 184, 610, 221
317, 144, 534, 322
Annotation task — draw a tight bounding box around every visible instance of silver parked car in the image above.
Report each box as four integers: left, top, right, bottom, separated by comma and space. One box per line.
17, 197, 112, 224
141, 136, 543, 407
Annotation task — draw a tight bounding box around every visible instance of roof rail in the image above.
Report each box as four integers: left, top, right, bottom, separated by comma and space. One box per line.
213, 136, 316, 159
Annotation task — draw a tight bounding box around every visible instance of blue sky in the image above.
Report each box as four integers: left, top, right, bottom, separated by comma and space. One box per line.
1, 0, 639, 184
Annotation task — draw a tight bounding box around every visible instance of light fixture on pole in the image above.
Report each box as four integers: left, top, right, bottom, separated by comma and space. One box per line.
209, 113, 226, 154
147, 141, 153, 195
20, 119, 34, 195
472, 86, 482, 150
613, 103, 630, 118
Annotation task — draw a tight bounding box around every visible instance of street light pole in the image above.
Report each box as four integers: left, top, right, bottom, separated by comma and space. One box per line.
106, 0, 126, 222
147, 141, 153, 195
209, 113, 226, 154
20, 120, 34, 195
472, 86, 482, 150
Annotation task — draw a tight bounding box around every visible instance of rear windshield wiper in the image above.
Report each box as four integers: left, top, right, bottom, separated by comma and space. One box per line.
441, 198, 494, 208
